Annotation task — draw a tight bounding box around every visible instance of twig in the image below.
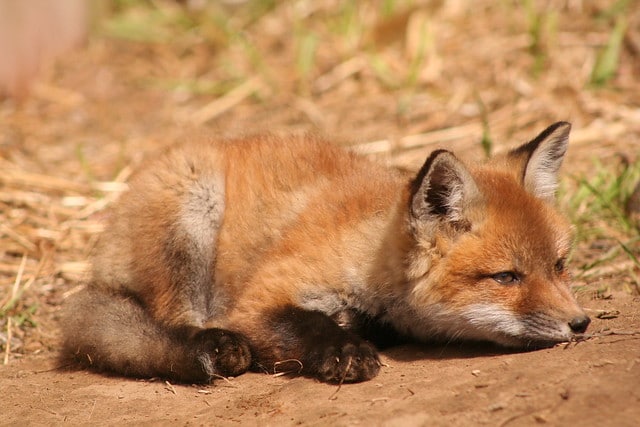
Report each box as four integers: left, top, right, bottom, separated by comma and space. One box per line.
1, 252, 50, 315
87, 399, 96, 421
164, 380, 177, 395
11, 254, 27, 302
500, 389, 571, 427
33, 82, 84, 107
0, 224, 37, 253
313, 56, 366, 93
191, 77, 263, 125
568, 121, 627, 147
351, 123, 482, 155
404, 388, 415, 399
328, 356, 352, 401
562, 333, 591, 349
272, 359, 303, 377
0, 168, 89, 193
499, 405, 553, 427
579, 259, 637, 280
294, 96, 327, 128
37, 397, 59, 416
592, 330, 640, 337
210, 373, 236, 387
3, 317, 12, 365
33, 363, 75, 374
560, 330, 640, 347
2, 254, 27, 365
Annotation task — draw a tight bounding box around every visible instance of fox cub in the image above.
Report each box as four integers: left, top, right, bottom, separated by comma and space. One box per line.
62, 122, 590, 384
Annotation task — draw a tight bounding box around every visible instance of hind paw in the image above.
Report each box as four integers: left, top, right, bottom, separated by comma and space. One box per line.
316, 340, 381, 383
194, 328, 252, 378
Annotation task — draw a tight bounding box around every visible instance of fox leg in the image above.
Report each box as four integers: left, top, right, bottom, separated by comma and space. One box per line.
246, 305, 381, 383
61, 288, 252, 383
62, 171, 253, 383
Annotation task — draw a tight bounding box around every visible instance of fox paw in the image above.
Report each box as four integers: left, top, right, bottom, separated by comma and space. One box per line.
316, 340, 380, 383
194, 328, 252, 379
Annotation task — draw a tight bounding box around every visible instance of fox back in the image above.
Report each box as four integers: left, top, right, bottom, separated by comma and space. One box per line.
62, 122, 589, 384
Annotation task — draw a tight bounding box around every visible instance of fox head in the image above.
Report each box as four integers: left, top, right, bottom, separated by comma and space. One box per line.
404, 122, 590, 348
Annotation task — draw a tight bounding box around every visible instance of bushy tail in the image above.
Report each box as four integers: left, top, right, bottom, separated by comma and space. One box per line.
60, 288, 252, 383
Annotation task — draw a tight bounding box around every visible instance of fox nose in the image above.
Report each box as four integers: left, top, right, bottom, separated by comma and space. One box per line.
568, 315, 591, 333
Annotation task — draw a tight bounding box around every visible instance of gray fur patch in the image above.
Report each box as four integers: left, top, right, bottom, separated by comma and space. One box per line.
178, 174, 226, 321
179, 175, 225, 256
298, 289, 347, 316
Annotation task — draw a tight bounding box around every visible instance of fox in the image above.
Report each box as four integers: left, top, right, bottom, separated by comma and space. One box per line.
61, 121, 590, 384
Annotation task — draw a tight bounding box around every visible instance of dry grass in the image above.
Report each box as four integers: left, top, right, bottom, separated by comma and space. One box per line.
1, 0, 639, 361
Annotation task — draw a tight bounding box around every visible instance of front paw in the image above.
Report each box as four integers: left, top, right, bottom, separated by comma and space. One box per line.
194, 328, 252, 378
316, 340, 381, 383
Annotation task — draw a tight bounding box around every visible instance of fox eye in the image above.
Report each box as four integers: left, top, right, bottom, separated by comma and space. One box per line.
491, 271, 521, 285
555, 258, 566, 274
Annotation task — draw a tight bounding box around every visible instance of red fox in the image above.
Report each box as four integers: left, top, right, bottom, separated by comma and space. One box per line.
61, 122, 590, 384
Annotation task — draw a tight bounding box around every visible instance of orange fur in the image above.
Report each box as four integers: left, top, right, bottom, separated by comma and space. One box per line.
61, 123, 589, 383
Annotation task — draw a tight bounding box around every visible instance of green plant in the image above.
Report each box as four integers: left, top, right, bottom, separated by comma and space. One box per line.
590, 16, 627, 86
523, 0, 558, 77
569, 158, 640, 236
295, 30, 319, 93
475, 94, 493, 158
565, 157, 640, 283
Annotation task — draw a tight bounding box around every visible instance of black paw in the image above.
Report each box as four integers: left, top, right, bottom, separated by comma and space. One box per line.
315, 340, 381, 383
193, 328, 252, 378
265, 305, 382, 383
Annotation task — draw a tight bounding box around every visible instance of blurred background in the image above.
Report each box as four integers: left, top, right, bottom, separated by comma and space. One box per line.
0, 0, 638, 359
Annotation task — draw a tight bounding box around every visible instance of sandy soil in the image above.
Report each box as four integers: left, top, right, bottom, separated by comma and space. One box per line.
3, 295, 640, 426
1, 2, 640, 426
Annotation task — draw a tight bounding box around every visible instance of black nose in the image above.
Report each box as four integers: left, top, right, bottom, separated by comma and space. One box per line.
568, 315, 591, 333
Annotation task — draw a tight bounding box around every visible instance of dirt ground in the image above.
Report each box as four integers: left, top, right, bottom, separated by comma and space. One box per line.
1, 2, 640, 426
2, 294, 640, 426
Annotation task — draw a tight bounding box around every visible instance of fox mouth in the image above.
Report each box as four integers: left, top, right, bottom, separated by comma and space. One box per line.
510, 327, 592, 349
491, 333, 576, 350
456, 305, 585, 349
479, 320, 592, 350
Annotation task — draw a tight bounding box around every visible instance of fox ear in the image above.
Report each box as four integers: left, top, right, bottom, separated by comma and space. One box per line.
510, 122, 570, 202
410, 150, 481, 227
